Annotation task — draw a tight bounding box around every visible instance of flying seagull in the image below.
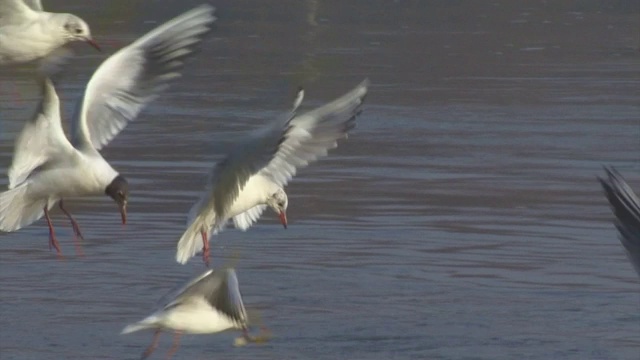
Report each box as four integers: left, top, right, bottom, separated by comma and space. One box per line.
0, 5, 216, 254
176, 79, 369, 265
0, 0, 100, 66
121, 268, 264, 359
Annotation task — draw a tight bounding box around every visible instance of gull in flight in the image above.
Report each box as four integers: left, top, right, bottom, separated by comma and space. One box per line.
599, 166, 640, 277
0, 5, 216, 254
121, 268, 266, 359
176, 79, 369, 265
0, 0, 100, 66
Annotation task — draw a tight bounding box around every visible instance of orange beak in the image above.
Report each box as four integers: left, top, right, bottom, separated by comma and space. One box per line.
85, 38, 101, 51
278, 211, 287, 229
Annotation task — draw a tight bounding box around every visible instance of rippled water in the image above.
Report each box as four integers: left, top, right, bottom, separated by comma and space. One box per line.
1, 1, 639, 359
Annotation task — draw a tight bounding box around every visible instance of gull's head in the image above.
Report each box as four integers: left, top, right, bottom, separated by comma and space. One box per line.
105, 175, 129, 225
60, 14, 100, 51
267, 188, 288, 229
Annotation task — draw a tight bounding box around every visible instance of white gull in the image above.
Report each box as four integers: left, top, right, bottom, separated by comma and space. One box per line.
176, 79, 369, 265
121, 268, 265, 359
0, 0, 99, 66
0, 5, 216, 254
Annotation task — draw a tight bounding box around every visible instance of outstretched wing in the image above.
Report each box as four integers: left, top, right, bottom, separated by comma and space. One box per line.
259, 79, 369, 187
71, 5, 216, 152
599, 166, 640, 276
8, 77, 74, 188
165, 268, 248, 326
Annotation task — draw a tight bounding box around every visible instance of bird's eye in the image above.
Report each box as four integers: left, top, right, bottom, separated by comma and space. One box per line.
75, 28, 82, 34
278, 202, 285, 207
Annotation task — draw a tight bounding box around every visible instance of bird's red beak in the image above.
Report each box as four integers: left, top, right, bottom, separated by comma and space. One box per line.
278, 211, 287, 229
119, 201, 127, 225
85, 38, 101, 51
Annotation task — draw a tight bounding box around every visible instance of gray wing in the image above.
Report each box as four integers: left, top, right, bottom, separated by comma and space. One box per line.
0, 0, 33, 22
22, 0, 42, 11
258, 79, 369, 186
166, 269, 248, 326
71, 5, 216, 152
198, 118, 291, 221
155, 269, 214, 309
599, 166, 640, 277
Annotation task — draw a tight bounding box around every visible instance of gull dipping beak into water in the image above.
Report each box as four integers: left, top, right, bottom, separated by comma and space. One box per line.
175, 80, 369, 266
599, 166, 640, 277
0, 5, 216, 255
121, 268, 268, 359
0, 0, 100, 66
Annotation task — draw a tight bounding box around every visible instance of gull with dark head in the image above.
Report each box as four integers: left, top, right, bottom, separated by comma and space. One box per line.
0, 0, 100, 66
0, 5, 216, 254
599, 166, 640, 277
176, 80, 369, 265
121, 268, 261, 359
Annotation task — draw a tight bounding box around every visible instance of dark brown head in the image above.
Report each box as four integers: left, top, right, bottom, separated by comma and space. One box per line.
105, 175, 129, 225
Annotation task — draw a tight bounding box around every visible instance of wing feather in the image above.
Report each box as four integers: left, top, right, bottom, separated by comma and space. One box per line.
8, 77, 74, 189
599, 166, 640, 276
232, 205, 267, 231
259, 79, 368, 187
71, 5, 216, 151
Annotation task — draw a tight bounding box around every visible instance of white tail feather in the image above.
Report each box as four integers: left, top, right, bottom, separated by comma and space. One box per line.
121, 315, 161, 334
176, 217, 209, 264
0, 182, 50, 232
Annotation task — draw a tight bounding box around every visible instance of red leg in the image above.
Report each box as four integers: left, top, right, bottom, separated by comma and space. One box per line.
201, 230, 210, 267
140, 330, 162, 360
165, 331, 182, 359
43, 206, 62, 255
59, 200, 85, 256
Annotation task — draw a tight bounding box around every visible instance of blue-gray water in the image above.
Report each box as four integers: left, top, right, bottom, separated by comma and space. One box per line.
0, 1, 639, 359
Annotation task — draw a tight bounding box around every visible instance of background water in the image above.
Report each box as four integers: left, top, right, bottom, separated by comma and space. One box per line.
0, 1, 639, 359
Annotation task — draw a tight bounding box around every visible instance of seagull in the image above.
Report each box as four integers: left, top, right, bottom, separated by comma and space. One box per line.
121, 268, 260, 359
176, 79, 369, 265
0, 5, 217, 254
0, 0, 100, 66
599, 166, 640, 277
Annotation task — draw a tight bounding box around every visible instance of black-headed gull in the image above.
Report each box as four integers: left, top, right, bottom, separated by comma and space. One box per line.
176, 79, 369, 265
0, 0, 100, 66
122, 268, 266, 359
0, 5, 216, 254
599, 166, 640, 277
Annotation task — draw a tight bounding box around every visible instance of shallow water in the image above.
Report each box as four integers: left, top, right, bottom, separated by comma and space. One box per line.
0, 1, 639, 359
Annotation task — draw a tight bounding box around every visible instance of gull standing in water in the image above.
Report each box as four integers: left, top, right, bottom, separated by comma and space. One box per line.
599, 166, 640, 277
0, 0, 100, 66
122, 268, 264, 359
0, 5, 216, 254
176, 80, 369, 265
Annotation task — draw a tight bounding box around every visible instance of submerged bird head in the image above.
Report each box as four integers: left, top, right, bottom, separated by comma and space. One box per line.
58, 14, 100, 51
105, 175, 129, 225
267, 188, 288, 229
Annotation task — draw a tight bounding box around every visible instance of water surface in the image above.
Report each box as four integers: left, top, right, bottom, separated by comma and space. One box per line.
0, 1, 639, 359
